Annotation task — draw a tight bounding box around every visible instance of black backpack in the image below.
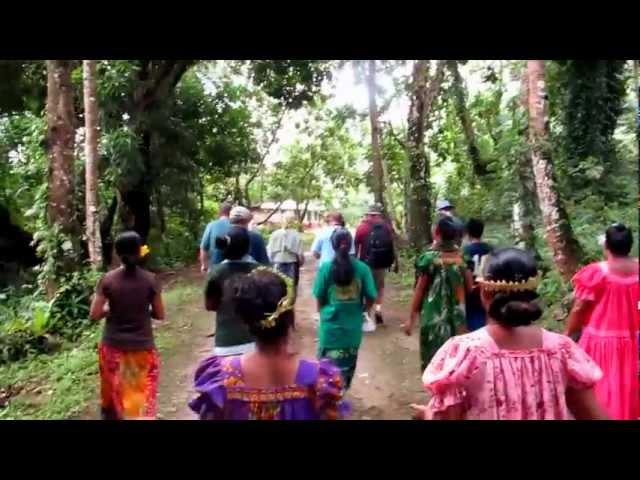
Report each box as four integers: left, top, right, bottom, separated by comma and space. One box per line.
365, 223, 394, 269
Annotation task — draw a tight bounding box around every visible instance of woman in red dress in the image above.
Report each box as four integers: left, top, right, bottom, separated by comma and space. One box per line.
565, 223, 639, 420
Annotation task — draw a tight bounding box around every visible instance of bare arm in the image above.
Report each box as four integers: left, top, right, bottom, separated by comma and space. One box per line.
464, 269, 474, 294
404, 275, 429, 335
89, 293, 108, 321
151, 292, 165, 320
564, 298, 591, 337
199, 248, 209, 273
566, 386, 608, 420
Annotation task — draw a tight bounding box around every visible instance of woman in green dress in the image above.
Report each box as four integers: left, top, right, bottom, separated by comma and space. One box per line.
404, 216, 472, 371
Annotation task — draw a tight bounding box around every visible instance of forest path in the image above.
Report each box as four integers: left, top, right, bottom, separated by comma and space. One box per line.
156, 256, 424, 420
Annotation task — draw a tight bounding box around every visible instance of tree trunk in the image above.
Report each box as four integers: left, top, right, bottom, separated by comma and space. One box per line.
366, 60, 385, 207
46, 60, 77, 238
527, 60, 582, 280
100, 195, 118, 268
82, 60, 103, 269
405, 60, 445, 250
511, 68, 539, 252
448, 61, 488, 177
118, 60, 194, 243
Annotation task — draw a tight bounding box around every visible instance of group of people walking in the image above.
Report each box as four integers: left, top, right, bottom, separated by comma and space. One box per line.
89, 198, 638, 421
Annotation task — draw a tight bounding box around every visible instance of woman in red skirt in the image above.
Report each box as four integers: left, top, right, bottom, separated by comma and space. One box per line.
90, 231, 165, 420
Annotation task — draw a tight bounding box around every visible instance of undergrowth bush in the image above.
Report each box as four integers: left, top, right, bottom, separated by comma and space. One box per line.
0, 268, 99, 364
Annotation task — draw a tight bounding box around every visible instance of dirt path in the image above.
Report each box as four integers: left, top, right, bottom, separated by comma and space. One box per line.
158, 256, 424, 420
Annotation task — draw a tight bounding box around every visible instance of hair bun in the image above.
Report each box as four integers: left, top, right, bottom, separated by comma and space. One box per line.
500, 300, 542, 326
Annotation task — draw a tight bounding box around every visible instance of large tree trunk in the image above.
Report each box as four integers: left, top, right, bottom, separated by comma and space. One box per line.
116, 61, 194, 243
82, 60, 103, 269
448, 61, 488, 177
527, 60, 582, 280
46, 60, 77, 238
366, 60, 385, 207
406, 60, 445, 249
512, 68, 538, 252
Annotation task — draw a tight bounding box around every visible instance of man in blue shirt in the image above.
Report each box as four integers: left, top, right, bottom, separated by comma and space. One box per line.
229, 206, 270, 266
200, 202, 232, 273
310, 212, 355, 265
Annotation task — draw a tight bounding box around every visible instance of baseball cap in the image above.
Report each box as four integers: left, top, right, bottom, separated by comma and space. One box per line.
436, 200, 454, 211
367, 203, 384, 215
229, 206, 252, 223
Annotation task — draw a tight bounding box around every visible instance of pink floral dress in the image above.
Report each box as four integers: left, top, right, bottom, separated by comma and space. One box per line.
572, 261, 639, 420
422, 328, 602, 420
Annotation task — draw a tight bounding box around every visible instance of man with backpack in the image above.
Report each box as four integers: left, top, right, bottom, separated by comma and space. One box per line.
354, 203, 398, 332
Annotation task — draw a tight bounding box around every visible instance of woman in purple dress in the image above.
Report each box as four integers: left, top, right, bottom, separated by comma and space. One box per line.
189, 268, 348, 420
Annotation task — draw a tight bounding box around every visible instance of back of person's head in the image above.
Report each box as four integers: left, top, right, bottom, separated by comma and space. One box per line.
232, 269, 294, 346
115, 231, 142, 272
326, 212, 342, 225
219, 202, 233, 217
605, 223, 633, 257
435, 216, 458, 243
480, 248, 542, 328
330, 228, 354, 286
215, 225, 250, 260
466, 218, 485, 239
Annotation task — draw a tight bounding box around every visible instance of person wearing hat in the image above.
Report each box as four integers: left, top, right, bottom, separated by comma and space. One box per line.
229, 206, 270, 266
354, 203, 398, 332
434, 199, 464, 247
200, 202, 233, 273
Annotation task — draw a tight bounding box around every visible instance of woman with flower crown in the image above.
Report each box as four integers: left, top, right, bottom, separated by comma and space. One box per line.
190, 268, 348, 420
410, 248, 607, 420
89, 231, 164, 419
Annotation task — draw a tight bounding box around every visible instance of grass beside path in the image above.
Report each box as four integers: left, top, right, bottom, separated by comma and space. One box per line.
0, 277, 201, 420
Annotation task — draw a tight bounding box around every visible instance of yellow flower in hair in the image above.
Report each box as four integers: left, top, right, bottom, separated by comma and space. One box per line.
140, 244, 150, 257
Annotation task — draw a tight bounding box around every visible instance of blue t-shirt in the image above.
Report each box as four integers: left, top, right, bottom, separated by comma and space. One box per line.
311, 226, 356, 265
200, 218, 231, 267
248, 231, 270, 266
463, 241, 493, 330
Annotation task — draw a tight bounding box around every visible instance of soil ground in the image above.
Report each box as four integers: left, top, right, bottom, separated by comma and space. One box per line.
152, 255, 424, 420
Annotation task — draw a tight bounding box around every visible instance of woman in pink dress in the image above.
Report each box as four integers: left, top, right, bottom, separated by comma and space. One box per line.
565, 223, 639, 420
411, 248, 607, 420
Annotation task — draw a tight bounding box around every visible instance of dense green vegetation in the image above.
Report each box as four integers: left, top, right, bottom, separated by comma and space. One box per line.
0, 60, 637, 417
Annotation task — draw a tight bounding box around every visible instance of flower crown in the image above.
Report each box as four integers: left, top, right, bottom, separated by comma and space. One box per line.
250, 267, 295, 329
476, 253, 541, 292
477, 273, 541, 292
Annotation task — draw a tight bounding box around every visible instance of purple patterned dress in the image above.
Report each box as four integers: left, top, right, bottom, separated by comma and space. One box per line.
189, 355, 349, 420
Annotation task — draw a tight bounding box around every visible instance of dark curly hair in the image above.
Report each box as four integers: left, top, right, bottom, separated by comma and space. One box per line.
230, 269, 294, 345
215, 225, 250, 261
483, 248, 542, 328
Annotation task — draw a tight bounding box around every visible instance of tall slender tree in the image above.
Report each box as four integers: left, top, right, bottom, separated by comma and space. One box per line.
405, 60, 445, 249
512, 67, 538, 252
366, 60, 385, 207
83, 60, 103, 268
447, 60, 488, 177
526, 60, 582, 280
46, 60, 77, 238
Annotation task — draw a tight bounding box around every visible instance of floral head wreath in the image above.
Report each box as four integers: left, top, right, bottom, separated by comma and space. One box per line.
476, 254, 541, 292
250, 266, 295, 329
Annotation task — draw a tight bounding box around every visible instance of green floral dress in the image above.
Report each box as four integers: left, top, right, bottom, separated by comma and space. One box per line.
415, 247, 466, 371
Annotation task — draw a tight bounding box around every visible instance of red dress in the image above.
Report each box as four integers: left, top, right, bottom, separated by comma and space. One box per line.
573, 261, 639, 420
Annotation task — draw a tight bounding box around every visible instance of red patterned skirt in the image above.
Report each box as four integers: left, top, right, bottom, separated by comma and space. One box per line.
98, 343, 159, 420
